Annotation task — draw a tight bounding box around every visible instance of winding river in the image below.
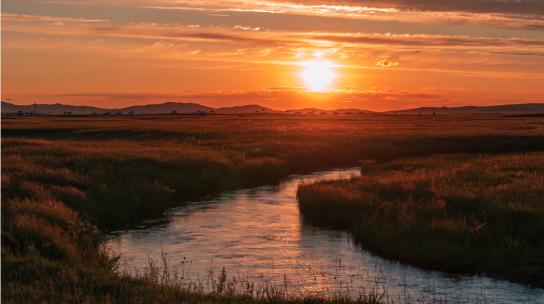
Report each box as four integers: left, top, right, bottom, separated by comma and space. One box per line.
106, 168, 544, 303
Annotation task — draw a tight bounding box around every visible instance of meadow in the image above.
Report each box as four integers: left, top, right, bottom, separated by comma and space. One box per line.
2, 113, 544, 302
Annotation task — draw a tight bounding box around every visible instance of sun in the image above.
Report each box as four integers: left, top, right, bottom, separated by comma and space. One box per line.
299, 59, 337, 92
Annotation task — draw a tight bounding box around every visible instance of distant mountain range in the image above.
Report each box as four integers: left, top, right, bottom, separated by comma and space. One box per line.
2, 101, 544, 115
391, 103, 544, 114
0, 101, 275, 115
1, 102, 106, 115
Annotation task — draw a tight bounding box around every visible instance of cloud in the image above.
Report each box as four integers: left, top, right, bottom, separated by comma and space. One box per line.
233, 25, 262, 31
5, 13, 544, 50
1, 13, 108, 24
306, 33, 544, 48
13, 0, 543, 30
138, 0, 544, 16
286, 0, 544, 15
375, 58, 399, 67
143, 1, 544, 29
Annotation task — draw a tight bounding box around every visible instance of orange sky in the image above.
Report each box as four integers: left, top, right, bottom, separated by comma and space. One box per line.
2, 0, 544, 111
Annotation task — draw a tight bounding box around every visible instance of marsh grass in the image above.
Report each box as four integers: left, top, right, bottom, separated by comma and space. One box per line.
297, 153, 544, 286
117, 250, 386, 303
3, 115, 544, 302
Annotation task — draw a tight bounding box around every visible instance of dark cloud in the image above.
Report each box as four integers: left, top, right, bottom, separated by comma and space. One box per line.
85, 24, 544, 49
5, 13, 544, 52
375, 58, 399, 67
4, 0, 544, 33
294, 0, 544, 15
89, 25, 283, 45
309, 33, 544, 48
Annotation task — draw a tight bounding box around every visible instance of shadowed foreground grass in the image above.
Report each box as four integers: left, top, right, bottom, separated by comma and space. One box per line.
297, 153, 544, 287
3, 115, 544, 302
2, 254, 382, 303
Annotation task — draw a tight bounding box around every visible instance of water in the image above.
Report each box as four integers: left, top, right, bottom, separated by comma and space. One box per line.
106, 168, 544, 303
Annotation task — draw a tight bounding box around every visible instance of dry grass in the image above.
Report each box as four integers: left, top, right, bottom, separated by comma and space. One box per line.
2, 114, 544, 302
297, 153, 544, 286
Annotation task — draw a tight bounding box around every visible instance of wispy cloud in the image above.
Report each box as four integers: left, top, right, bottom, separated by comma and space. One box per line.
305, 32, 544, 48
11, 0, 544, 29
143, 0, 544, 30
5, 14, 544, 50
233, 25, 262, 31
329, 0, 544, 15
1, 13, 109, 24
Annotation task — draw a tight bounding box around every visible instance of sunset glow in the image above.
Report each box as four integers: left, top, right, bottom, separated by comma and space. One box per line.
2, 0, 544, 110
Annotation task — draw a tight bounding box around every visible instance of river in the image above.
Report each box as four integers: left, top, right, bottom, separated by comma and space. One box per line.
105, 168, 544, 303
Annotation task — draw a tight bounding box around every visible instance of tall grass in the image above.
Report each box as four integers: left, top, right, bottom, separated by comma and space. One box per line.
3, 114, 544, 302
297, 153, 544, 286
122, 251, 385, 303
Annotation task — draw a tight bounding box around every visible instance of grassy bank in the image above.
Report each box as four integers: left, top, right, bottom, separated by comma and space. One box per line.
2, 254, 382, 303
297, 153, 544, 287
3, 114, 544, 302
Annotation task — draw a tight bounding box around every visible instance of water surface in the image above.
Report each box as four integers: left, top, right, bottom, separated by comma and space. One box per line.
106, 168, 544, 303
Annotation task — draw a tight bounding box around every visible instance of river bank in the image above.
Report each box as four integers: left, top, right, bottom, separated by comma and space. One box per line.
297, 153, 544, 288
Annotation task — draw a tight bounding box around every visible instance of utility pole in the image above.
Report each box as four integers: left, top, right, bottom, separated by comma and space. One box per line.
34, 101, 37, 114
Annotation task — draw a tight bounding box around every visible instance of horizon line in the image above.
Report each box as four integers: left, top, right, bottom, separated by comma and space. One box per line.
3, 100, 544, 113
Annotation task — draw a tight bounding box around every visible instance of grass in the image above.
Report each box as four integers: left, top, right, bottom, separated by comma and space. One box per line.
2, 114, 544, 302
297, 153, 544, 287
2, 254, 382, 303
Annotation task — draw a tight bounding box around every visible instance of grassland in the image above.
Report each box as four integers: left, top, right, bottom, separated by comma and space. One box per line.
297, 153, 544, 286
2, 114, 544, 302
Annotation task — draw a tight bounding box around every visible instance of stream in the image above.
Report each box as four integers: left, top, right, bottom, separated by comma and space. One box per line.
106, 168, 544, 303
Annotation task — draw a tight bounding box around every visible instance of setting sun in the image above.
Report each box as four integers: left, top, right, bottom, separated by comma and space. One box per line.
299, 60, 337, 92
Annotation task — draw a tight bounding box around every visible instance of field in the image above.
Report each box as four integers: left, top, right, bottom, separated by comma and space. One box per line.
2, 114, 544, 302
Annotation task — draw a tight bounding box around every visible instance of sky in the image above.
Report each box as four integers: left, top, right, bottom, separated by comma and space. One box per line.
2, 0, 544, 111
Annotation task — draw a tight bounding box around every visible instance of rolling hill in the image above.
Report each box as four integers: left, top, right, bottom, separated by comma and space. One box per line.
1, 102, 105, 115
121, 102, 213, 114
215, 104, 275, 114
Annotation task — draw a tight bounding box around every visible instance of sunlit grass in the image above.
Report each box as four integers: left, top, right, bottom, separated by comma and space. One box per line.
2, 114, 544, 302
297, 153, 544, 286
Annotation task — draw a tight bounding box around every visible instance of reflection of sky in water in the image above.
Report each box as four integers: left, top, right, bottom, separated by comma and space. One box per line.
106, 168, 544, 303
